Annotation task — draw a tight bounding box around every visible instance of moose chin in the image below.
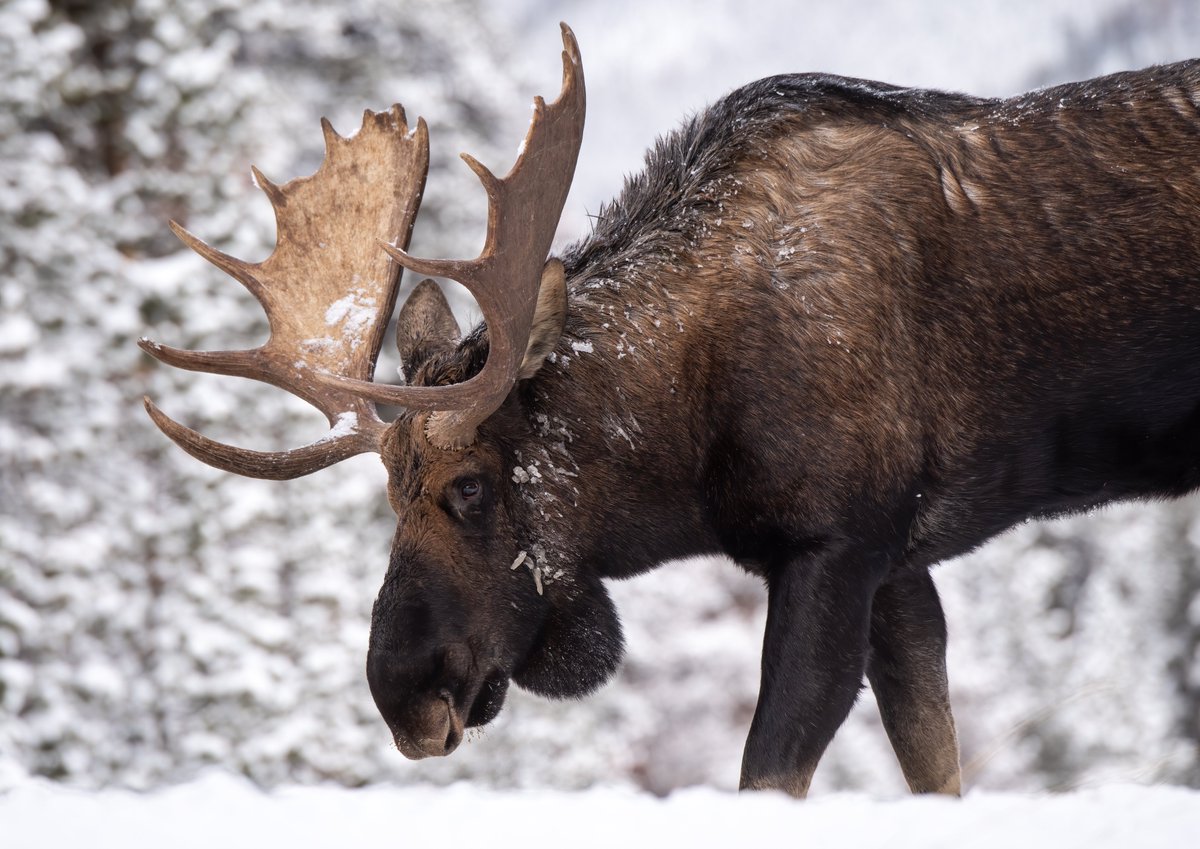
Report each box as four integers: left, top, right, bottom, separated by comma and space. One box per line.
142, 24, 1200, 797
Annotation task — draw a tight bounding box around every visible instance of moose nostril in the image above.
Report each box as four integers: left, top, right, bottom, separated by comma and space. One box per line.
443, 699, 465, 755
437, 689, 463, 754
409, 698, 462, 758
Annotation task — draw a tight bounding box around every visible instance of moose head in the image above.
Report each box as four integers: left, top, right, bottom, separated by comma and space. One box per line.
141, 25, 622, 760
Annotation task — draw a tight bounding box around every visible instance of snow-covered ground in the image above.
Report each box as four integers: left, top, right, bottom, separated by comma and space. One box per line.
3, 775, 1198, 849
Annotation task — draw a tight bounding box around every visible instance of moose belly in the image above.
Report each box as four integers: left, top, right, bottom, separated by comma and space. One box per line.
911, 335, 1200, 567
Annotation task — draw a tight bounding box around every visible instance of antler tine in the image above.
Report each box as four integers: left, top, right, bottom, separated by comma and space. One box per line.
317, 23, 586, 449
320, 116, 343, 152
138, 337, 264, 380
141, 103, 430, 478
378, 242, 474, 289
144, 397, 378, 480
460, 152, 504, 198
168, 220, 265, 300
250, 166, 288, 210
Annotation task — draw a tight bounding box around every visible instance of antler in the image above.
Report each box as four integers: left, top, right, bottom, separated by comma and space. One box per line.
317, 23, 586, 449
140, 106, 429, 479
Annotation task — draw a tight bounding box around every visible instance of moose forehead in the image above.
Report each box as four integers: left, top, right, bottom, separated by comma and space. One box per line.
381, 414, 505, 504
381, 417, 427, 500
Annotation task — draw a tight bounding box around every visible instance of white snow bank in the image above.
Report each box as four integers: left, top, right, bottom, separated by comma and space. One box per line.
1, 773, 1196, 849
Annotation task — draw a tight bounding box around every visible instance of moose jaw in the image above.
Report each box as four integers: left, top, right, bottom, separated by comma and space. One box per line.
141, 25, 1200, 797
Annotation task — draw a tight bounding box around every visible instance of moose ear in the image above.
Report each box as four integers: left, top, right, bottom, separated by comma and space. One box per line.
396, 278, 460, 381
518, 259, 567, 380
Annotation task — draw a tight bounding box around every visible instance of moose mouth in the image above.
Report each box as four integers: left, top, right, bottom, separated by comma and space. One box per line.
466, 669, 510, 728
392, 669, 509, 760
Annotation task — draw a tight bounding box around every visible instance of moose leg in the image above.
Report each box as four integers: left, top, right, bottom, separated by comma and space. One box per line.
866, 568, 961, 795
739, 549, 884, 797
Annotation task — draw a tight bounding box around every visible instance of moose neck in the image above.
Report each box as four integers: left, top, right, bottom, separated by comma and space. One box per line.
509, 244, 722, 580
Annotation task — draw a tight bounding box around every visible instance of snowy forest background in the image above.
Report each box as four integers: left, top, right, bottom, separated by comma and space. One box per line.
2, 0, 1200, 797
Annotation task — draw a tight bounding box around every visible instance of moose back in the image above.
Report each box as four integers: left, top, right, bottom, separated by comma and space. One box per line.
141, 27, 1200, 796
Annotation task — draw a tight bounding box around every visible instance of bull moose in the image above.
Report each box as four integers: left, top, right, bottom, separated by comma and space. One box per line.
140, 25, 1200, 797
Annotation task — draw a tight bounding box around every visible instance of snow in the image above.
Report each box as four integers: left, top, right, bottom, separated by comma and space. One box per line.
324, 288, 377, 336
320, 411, 358, 441
1, 775, 1197, 849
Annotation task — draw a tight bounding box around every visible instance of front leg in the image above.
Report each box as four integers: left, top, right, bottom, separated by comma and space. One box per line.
866, 567, 961, 795
739, 546, 885, 797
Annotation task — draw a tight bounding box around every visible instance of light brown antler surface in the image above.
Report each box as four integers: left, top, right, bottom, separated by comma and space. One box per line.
319, 23, 586, 449
140, 106, 429, 478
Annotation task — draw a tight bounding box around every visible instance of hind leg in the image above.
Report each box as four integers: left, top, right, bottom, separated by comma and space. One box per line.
866, 568, 961, 795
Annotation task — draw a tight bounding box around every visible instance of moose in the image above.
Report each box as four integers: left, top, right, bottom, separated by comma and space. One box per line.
141, 25, 1200, 797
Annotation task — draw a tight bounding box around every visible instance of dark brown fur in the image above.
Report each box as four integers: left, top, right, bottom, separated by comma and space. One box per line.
369, 60, 1200, 795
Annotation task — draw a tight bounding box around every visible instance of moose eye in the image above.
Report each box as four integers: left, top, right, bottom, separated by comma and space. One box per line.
447, 477, 487, 526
